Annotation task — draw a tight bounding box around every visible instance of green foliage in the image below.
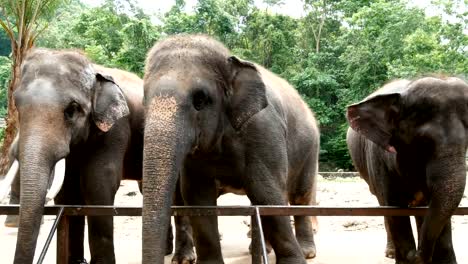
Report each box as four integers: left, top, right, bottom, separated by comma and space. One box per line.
31, 0, 468, 169
0, 56, 11, 117
0, 30, 10, 56
38, 0, 159, 75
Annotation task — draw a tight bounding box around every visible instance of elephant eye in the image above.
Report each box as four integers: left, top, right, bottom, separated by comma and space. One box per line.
192, 90, 211, 111
64, 101, 82, 120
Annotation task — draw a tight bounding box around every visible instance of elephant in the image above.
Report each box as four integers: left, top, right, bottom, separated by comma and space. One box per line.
0, 49, 194, 264
141, 34, 320, 264
346, 76, 468, 264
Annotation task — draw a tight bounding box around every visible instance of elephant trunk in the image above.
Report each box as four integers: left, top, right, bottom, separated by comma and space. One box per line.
14, 127, 69, 263
142, 96, 191, 264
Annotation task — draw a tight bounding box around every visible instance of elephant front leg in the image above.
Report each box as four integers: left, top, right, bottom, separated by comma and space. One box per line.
82, 164, 122, 264
414, 157, 465, 264
385, 218, 395, 259
180, 170, 223, 264
385, 215, 416, 264
173, 180, 196, 264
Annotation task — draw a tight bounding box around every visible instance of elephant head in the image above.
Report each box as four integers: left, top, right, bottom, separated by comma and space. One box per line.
347, 76, 468, 262
9, 49, 129, 264
142, 35, 267, 263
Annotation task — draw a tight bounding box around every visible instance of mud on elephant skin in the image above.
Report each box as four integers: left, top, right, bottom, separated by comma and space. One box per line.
3, 49, 194, 264
142, 34, 320, 264
346, 76, 468, 264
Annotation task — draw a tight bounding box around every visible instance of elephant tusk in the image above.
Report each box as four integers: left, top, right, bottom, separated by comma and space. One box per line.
46, 158, 66, 202
0, 159, 19, 200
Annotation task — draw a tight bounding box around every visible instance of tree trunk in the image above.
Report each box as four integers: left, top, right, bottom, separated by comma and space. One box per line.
0, 40, 28, 175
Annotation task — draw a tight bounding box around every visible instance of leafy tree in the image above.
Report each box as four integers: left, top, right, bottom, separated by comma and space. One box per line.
238, 9, 299, 73
0, 56, 10, 116
161, 0, 198, 35
39, 0, 159, 75
0, 0, 67, 173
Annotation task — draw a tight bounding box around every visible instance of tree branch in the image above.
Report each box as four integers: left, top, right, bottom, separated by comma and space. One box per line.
0, 5, 13, 31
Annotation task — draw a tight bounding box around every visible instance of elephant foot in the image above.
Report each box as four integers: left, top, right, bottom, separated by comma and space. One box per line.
70, 258, 88, 264
298, 240, 316, 259
276, 256, 307, 264
248, 240, 273, 255
385, 242, 395, 259
4, 215, 19, 227
406, 250, 424, 264
172, 242, 196, 264
171, 252, 196, 264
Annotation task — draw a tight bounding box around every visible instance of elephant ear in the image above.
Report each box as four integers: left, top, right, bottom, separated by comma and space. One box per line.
347, 93, 400, 153
93, 73, 130, 132
227, 56, 267, 130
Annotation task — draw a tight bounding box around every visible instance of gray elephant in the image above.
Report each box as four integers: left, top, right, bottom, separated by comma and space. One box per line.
346, 77, 468, 264
141, 34, 320, 264
0, 49, 194, 264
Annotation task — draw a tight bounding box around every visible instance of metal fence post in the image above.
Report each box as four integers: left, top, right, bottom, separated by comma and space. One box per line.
56, 212, 69, 264
251, 213, 261, 264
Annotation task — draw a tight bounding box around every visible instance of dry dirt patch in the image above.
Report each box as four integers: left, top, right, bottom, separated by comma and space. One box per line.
1, 176, 468, 263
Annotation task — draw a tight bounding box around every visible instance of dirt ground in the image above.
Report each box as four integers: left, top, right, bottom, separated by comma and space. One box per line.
1, 176, 468, 263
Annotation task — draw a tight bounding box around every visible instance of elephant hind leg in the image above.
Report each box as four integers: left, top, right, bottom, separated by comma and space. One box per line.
288, 159, 317, 259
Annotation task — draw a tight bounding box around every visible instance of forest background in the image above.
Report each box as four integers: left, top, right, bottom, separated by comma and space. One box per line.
0, 0, 466, 170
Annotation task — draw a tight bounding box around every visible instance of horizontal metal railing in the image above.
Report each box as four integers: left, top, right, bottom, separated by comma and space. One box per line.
2, 205, 468, 264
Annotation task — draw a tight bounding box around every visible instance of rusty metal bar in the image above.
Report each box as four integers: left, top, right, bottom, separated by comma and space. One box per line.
37, 207, 64, 264
57, 213, 69, 264
255, 207, 269, 264
255, 206, 468, 216
2, 205, 468, 216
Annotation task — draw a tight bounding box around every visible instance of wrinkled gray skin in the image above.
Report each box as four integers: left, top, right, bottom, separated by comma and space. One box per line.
346, 77, 468, 264
8, 49, 194, 264
142, 34, 319, 264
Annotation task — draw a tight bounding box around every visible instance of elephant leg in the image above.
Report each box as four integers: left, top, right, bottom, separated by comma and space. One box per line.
289, 159, 317, 259
385, 215, 416, 264
432, 221, 456, 264
247, 214, 273, 255
55, 170, 86, 263
180, 168, 223, 264
172, 179, 196, 264
82, 162, 121, 264
241, 130, 305, 264
384, 218, 395, 259
373, 199, 395, 259
5, 170, 20, 227
244, 177, 306, 263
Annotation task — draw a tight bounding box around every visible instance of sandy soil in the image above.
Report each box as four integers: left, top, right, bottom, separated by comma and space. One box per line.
1, 176, 468, 263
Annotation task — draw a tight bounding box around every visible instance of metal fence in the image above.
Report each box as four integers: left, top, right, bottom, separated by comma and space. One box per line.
2, 205, 468, 264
